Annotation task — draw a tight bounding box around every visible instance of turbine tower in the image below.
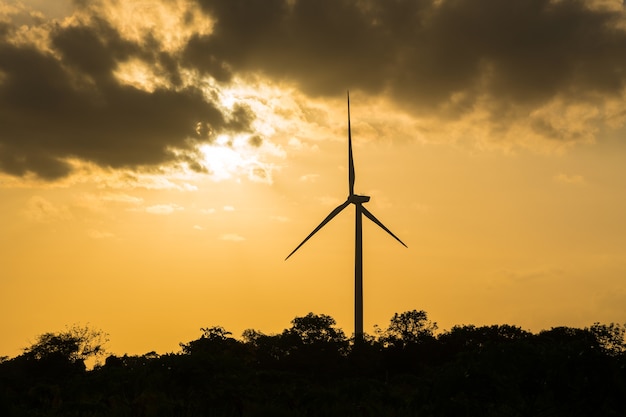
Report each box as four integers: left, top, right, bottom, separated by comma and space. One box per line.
286, 91, 407, 343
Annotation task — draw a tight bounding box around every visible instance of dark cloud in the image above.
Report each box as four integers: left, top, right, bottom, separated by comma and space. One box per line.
2, 0, 626, 180
189, 0, 394, 96
190, 0, 626, 115
227, 103, 256, 131
0, 11, 250, 180
51, 18, 135, 78
248, 135, 263, 147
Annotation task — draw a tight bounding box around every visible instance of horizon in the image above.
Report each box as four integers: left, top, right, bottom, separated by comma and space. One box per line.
2, 0, 626, 360
7, 309, 623, 362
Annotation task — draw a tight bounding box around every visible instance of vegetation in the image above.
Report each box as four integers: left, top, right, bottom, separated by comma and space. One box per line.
1, 311, 625, 416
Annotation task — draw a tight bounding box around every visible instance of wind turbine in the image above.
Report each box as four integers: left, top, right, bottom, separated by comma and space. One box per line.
285, 91, 407, 343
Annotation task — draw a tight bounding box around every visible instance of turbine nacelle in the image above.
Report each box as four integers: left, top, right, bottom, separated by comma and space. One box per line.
348, 194, 370, 204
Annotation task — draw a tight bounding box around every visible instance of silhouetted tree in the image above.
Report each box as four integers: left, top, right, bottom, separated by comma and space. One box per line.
20, 324, 108, 376
375, 311, 438, 377
437, 324, 532, 356
180, 325, 236, 355
3, 314, 626, 416
241, 328, 293, 370
380, 310, 438, 348
588, 322, 626, 356
179, 326, 249, 372
269, 313, 349, 373
23, 325, 108, 364
287, 312, 347, 346
537, 326, 602, 355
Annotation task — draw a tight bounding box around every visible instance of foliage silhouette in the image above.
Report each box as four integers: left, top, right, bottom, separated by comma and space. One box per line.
379, 309, 438, 346
23, 324, 108, 364
1, 312, 625, 416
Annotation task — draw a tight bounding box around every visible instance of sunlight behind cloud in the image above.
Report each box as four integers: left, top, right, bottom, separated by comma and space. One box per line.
198, 142, 246, 181
196, 132, 280, 184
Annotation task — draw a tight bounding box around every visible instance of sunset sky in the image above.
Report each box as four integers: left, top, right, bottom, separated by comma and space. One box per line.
1, 0, 626, 359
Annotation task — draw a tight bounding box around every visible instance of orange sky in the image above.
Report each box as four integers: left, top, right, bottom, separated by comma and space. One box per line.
1, 0, 626, 359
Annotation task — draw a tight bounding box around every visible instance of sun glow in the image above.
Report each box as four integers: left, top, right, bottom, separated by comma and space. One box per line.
199, 141, 245, 181
197, 135, 274, 183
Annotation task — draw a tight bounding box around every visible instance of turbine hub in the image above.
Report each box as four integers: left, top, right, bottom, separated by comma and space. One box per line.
349, 194, 370, 204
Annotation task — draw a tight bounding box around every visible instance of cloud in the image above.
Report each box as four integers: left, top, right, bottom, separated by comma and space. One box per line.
554, 173, 587, 185
188, 0, 626, 101
248, 134, 263, 147
5, 0, 73, 20
3, 0, 626, 182
100, 192, 144, 205
502, 266, 565, 282
187, 0, 626, 148
145, 203, 184, 215
288, 138, 304, 149
299, 174, 320, 183
220, 233, 245, 241
222, 205, 235, 211
0, 1, 253, 180
248, 164, 273, 184
74, 191, 143, 214
92, 168, 201, 191
271, 215, 290, 222
23, 196, 72, 222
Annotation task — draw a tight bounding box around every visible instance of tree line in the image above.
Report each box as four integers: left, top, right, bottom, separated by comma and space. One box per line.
1, 311, 625, 416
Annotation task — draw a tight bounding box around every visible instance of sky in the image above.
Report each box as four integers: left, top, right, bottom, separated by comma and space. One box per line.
1, 0, 626, 359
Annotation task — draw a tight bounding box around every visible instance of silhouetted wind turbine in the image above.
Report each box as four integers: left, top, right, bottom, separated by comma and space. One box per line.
286, 91, 407, 343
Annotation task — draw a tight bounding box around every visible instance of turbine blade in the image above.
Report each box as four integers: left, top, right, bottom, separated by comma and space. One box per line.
285, 200, 351, 260
361, 206, 408, 248
347, 91, 355, 196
